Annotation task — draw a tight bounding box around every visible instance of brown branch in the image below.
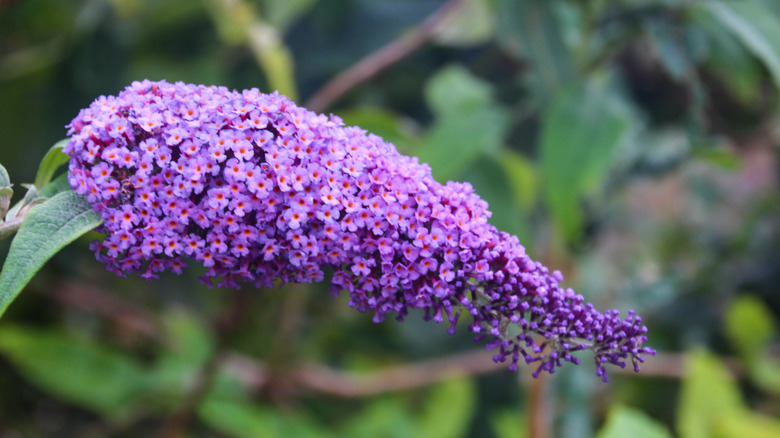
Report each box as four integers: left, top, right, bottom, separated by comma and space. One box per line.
303, 0, 468, 113
46, 281, 734, 401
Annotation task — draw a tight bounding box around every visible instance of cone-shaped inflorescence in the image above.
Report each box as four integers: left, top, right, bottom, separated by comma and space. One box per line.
65, 80, 654, 380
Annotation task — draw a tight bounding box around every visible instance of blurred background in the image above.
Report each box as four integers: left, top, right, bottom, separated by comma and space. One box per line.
1, 0, 780, 437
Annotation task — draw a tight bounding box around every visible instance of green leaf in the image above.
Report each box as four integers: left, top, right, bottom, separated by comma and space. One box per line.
417, 377, 476, 438
33, 138, 70, 190
725, 295, 776, 363
463, 156, 531, 246
341, 397, 417, 438
433, 0, 495, 47
424, 65, 493, 117
496, 149, 537, 210
0, 191, 102, 318
149, 310, 215, 401
496, 0, 575, 100
693, 8, 763, 103
416, 66, 510, 182
677, 351, 743, 438
539, 83, 630, 241
597, 405, 672, 438
677, 351, 780, 438
38, 173, 72, 199
751, 357, 780, 395
703, 0, 780, 92
0, 326, 148, 417
200, 396, 330, 438
646, 19, 692, 81
416, 108, 509, 182
337, 106, 416, 150
490, 408, 527, 438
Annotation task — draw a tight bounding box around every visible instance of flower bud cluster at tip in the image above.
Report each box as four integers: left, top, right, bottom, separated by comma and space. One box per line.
65, 80, 655, 380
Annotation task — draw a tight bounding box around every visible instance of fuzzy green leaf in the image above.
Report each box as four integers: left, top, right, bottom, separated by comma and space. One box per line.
0, 191, 102, 318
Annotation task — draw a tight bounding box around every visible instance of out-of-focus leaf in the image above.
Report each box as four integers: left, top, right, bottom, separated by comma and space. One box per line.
416, 66, 510, 182
0, 326, 148, 417
725, 295, 775, 363
540, 83, 630, 241
146, 309, 215, 406
489, 408, 527, 438
33, 138, 69, 190
496, 149, 537, 210
424, 65, 492, 117
417, 377, 476, 438
337, 106, 416, 150
253, 42, 298, 100
597, 405, 672, 438
694, 8, 763, 103
703, 0, 780, 92
464, 156, 530, 245
164, 308, 214, 365
417, 108, 508, 182
678, 351, 742, 438
260, 0, 317, 33
677, 351, 780, 438
0, 191, 102, 318
694, 147, 742, 171
751, 358, 780, 395
433, 0, 494, 47
200, 396, 331, 438
496, 0, 575, 99
207, 0, 298, 99
646, 19, 692, 81
341, 397, 416, 438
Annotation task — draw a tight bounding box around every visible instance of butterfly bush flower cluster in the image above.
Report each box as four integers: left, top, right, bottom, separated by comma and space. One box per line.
65, 80, 654, 380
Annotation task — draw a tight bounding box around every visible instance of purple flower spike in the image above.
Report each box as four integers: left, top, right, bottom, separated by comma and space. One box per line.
64, 80, 655, 379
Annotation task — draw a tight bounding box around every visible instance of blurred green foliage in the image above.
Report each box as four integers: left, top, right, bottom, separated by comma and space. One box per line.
1, 0, 780, 436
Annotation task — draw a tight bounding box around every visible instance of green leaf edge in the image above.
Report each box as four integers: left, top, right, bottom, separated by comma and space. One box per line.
34, 138, 71, 190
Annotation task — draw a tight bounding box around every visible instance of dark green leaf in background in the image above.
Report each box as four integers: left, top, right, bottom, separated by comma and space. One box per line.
415, 65, 510, 182
0, 326, 149, 417
337, 106, 416, 150
416, 377, 476, 438
703, 0, 780, 92
0, 191, 102, 318
200, 397, 330, 438
597, 405, 672, 438
464, 156, 531, 246
496, 0, 575, 100
540, 82, 631, 242
725, 295, 776, 364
